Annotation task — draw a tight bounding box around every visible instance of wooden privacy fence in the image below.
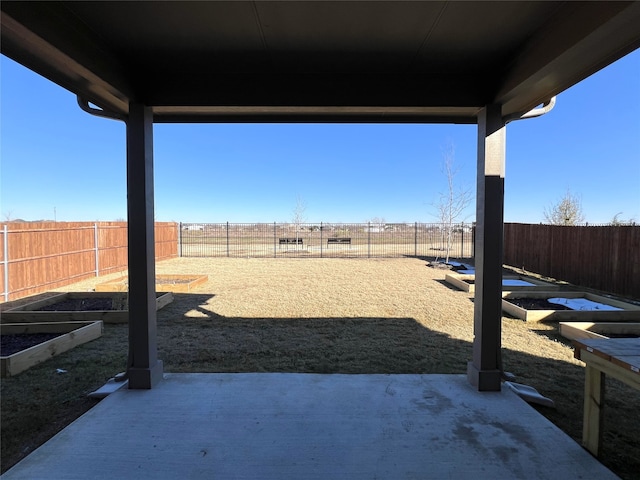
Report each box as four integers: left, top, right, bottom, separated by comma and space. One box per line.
0, 222, 178, 302
504, 223, 640, 300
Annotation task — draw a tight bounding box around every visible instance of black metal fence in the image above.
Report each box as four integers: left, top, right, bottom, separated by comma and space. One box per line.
179, 222, 474, 259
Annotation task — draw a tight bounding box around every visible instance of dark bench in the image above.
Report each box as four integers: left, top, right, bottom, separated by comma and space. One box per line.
279, 237, 303, 247
327, 237, 351, 246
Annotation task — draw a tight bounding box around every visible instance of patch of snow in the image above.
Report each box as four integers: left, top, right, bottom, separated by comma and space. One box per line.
547, 297, 622, 311
502, 279, 535, 287
446, 262, 474, 268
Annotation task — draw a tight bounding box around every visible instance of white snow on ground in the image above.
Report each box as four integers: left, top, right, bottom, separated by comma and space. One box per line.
502, 279, 535, 287
548, 297, 622, 311
447, 261, 465, 267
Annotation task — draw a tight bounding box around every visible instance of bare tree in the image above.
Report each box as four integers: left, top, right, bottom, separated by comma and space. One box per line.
367, 217, 386, 232
432, 143, 473, 263
543, 190, 585, 225
610, 212, 636, 226
292, 194, 307, 247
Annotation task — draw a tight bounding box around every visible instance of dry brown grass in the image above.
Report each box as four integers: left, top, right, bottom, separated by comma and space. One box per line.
1, 257, 638, 478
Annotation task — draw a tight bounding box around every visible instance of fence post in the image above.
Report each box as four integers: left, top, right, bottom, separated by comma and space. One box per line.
94, 223, 99, 276
472, 223, 476, 258
274, 222, 277, 258
3, 224, 8, 301
368, 222, 371, 258
226, 222, 230, 258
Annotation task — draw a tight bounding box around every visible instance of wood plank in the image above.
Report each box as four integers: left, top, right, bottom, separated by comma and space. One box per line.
4, 293, 68, 312
578, 350, 640, 390
611, 355, 640, 374
1, 321, 97, 334
582, 364, 604, 457
1, 321, 103, 377
2, 292, 173, 324
1, 311, 129, 324
576, 338, 640, 359
560, 322, 640, 341
95, 274, 207, 293
502, 291, 640, 322
156, 292, 174, 310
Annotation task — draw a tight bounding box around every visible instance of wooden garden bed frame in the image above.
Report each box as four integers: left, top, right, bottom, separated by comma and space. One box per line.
445, 273, 559, 294
1, 292, 173, 324
501, 291, 640, 322
95, 274, 208, 293
1, 321, 103, 377
559, 322, 640, 341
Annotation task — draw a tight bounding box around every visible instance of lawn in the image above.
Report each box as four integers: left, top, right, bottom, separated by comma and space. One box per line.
1, 257, 638, 478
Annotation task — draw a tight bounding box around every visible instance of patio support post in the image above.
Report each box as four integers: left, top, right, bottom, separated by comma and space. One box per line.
467, 104, 505, 392
126, 102, 163, 389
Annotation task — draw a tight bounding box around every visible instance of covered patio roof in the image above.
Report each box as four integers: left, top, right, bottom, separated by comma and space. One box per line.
2, 1, 639, 123
2, 1, 640, 392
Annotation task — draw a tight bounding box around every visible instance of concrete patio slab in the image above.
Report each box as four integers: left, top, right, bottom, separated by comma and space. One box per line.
1, 374, 617, 479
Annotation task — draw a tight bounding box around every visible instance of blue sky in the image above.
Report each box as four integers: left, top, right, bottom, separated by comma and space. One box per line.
1, 49, 639, 225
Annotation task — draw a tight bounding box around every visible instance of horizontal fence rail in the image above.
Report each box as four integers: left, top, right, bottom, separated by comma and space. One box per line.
179, 222, 475, 260
1, 222, 178, 302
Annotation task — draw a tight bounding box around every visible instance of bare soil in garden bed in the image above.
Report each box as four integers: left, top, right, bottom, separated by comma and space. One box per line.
1, 257, 638, 479
34, 292, 167, 312
506, 298, 572, 310
37, 298, 115, 311
1, 333, 62, 356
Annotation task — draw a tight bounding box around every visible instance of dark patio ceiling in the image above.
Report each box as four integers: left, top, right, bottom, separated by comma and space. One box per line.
2, 1, 639, 123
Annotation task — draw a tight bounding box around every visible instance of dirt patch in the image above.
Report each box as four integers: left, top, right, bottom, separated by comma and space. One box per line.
37, 298, 115, 311
1, 333, 62, 356
35, 293, 166, 312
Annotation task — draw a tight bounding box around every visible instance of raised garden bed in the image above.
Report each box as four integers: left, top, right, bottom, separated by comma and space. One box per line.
502, 291, 640, 322
559, 322, 640, 341
95, 274, 208, 293
445, 273, 559, 293
1, 292, 173, 324
1, 321, 103, 377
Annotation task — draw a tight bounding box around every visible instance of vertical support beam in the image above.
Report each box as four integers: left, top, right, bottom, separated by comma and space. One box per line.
467, 104, 505, 391
582, 364, 605, 456
126, 102, 163, 389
